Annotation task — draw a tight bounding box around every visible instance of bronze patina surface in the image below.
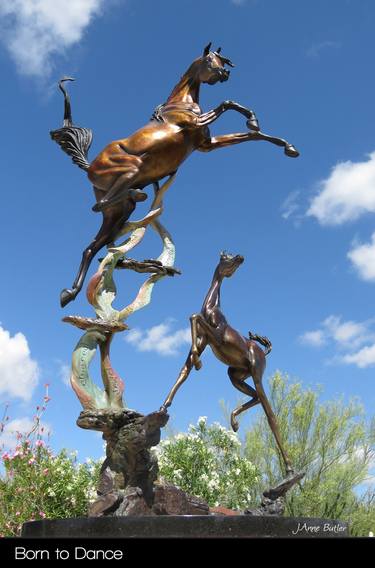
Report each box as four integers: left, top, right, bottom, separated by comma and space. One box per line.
162, 252, 296, 478
51, 44, 299, 307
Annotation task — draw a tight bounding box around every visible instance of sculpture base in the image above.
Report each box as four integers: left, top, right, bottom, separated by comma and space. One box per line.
22, 515, 348, 538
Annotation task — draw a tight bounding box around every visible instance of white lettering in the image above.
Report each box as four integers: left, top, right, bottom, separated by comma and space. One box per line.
15, 547, 50, 560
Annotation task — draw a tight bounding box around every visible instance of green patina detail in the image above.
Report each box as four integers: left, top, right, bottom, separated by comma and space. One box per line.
72, 330, 110, 409
69, 176, 177, 411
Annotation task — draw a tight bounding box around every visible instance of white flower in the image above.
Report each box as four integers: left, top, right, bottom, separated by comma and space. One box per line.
198, 416, 207, 427
234, 468, 241, 476
175, 433, 186, 441
207, 479, 219, 491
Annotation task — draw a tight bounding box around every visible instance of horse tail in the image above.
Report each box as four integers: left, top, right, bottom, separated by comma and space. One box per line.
50, 78, 93, 172
248, 331, 272, 356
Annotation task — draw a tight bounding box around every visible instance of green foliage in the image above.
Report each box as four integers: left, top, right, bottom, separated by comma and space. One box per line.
244, 372, 375, 536
1, 374, 374, 537
0, 440, 100, 537
157, 416, 258, 509
0, 388, 101, 537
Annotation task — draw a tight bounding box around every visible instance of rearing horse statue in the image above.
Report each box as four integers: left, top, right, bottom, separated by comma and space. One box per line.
51, 43, 299, 308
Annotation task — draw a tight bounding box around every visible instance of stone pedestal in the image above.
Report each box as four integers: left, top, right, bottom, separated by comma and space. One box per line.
21, 516, 348, 538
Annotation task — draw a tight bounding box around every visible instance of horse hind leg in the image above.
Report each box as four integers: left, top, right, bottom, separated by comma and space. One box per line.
252, 368, 294, 475
228, 367, 260, 432
92, 157, 142, 212
60, 203, 127, 307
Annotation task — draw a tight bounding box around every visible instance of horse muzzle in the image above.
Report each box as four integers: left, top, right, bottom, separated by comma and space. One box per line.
219, 69, 230, 82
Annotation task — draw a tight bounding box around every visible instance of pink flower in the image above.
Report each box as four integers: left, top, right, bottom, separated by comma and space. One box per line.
2, 452, 10, 461
42, 468, 49, 476
15, 512, 21, 517
28, 458, 36, 465
35, 440, 45, 448
39, 511, 46, 518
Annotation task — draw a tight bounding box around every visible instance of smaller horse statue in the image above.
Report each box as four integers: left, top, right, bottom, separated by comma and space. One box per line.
161, 252, 294, 476
51, 43, 299, 308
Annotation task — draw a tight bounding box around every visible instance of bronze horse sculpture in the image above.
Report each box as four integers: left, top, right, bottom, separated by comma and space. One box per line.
51, 43, 299, 308
161, 252, 294, 476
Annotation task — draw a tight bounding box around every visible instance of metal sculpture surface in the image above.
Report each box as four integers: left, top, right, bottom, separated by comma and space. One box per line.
51, 43, 299, 307
64, 175, 177, 410
162, 252, 294, 476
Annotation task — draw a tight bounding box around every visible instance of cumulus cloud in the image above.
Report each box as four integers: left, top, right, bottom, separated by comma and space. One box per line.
307, 152, 375, 225
0, 326, 39, 401
348, 233, 375, 282
125, 320, 190, 356
0, 0, 108, 77
341, 344, 375, 369
300, 315, 373, 349
306, 40, 341, 58
1, 417, 50, 449
299, 329, 325, 347
300, 315, 375, 369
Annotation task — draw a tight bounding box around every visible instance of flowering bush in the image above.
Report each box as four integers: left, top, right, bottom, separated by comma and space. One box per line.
0, 388, 101, 537
156, 416, 259, 510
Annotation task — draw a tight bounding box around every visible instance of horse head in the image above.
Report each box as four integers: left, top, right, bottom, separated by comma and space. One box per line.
218, 251, 244, 278
197, 42, 235, 85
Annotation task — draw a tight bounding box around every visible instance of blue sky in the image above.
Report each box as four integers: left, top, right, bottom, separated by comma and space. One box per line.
0, 0, 374, 462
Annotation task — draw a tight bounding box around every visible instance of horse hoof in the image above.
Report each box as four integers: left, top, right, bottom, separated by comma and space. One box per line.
231, 417, 239, 432
284, 144, 300, 158
246, 118, 260, 132
60, 288, 76, 308
194, 359, 202, 371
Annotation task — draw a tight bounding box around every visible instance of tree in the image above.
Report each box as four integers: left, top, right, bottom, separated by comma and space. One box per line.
244, 372, 375, 535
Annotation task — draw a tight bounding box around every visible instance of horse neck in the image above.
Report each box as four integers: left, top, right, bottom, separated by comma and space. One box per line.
202, 267, 223, 313
166, 61, 201, 105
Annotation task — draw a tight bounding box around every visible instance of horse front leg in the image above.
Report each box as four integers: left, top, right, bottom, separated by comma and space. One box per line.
190, 313, 222, 370
198, 130, 299, 158
197, 100, 260, 131
160, 339, 207, 411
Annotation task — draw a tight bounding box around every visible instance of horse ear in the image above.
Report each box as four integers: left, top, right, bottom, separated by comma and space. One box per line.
216, 47, 222, 53
203, 42, 212, 56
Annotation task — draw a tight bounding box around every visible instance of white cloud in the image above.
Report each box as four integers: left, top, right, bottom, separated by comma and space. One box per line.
299, 329, 326, 347
307, 152, 375, 225
348, 233, 375, 282
125, 320, 190, 356
281, 190, 300, 220
300, 315, 375, 368
0, 0, 108, 77
0, 326, 39, 401
341, 344, 375, 369
58, 361, 71, 387
306, 40, 341, 58
323, 315, 371, 348
1, 417, 50, 449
